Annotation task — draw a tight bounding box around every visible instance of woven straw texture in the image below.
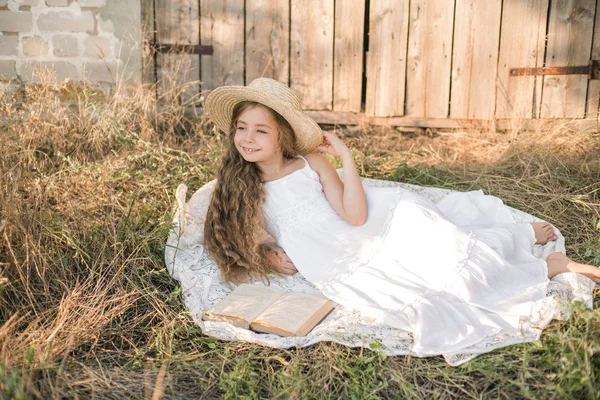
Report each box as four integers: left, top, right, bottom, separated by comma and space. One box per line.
205, 78, 323, 155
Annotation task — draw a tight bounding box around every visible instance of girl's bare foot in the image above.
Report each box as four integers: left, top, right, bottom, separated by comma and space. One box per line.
546, 252, 600, 284
531, 222, 556, 244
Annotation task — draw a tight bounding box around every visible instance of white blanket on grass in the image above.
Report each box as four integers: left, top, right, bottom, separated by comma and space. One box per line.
164, 176, 595, 366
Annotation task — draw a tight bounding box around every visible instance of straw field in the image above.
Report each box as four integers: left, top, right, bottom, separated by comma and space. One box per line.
0, 79, 599, 399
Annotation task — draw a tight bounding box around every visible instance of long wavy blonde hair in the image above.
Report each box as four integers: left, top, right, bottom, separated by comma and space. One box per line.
204, 101, 297, 284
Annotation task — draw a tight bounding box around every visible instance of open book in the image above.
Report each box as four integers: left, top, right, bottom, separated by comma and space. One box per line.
202, 284, 334, 337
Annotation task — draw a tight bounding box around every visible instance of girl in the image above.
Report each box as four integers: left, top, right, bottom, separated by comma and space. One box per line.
203, 78, 599, 356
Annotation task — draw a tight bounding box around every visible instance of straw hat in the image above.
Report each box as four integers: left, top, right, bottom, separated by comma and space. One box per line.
204, 78, 323, 155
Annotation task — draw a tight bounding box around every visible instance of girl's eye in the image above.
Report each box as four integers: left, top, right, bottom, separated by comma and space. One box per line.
236, 126, 245, 131
257, 130, 267, 134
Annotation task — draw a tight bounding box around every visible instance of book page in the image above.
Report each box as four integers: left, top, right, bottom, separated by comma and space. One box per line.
203, 284, 283, 329
251, 292, 334, 336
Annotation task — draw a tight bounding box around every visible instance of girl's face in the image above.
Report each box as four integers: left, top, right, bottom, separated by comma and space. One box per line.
234, 106, 281, 162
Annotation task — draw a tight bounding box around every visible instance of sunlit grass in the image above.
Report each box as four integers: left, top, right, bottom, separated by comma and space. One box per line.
0, 75, 599, 398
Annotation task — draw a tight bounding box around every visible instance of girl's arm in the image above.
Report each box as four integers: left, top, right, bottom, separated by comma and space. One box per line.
306, 131, 367, 226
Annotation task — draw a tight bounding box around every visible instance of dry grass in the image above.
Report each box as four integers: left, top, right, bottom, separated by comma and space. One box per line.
0, 77, 599, 399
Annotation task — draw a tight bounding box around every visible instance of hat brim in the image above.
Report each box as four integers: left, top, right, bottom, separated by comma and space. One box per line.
205, 85, 323, 155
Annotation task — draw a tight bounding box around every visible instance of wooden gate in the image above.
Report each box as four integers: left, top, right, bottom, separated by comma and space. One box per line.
142, 0, 600, 129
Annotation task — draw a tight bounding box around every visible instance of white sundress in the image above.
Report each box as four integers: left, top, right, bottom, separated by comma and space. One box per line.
263, 155, 556, 357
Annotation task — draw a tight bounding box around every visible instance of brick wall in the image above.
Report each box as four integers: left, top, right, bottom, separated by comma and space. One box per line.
0, 0, 141, 87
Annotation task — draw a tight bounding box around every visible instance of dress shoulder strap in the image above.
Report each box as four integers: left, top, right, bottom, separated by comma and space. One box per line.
295, 154, 310, 170
295, 154, 320, 179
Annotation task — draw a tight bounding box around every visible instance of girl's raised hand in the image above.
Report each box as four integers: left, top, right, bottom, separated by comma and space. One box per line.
316, 131, 350, 158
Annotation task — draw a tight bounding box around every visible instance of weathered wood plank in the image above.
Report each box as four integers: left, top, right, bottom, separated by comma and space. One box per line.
201, 0, 244, 91
587, 0, 600, 120
450, 0, 502, 119
290, 0, 334, 110
155, 0, 177, 100
333, 0, 365, 112
496, 0, 549, 119
365, 0, 409, 117
307, 110, 485, 128
155, 0, 200, 104
303, 110, 599, 131
405, 0, 454, 118
245, 0, 289, 83
541, 0, 595, 118
141, 0, 155, 88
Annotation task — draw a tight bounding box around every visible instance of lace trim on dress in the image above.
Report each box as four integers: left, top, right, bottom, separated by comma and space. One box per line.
265, 194, 334, 240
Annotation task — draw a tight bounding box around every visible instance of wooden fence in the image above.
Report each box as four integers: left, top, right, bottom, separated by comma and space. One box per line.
142, 0, 600, 129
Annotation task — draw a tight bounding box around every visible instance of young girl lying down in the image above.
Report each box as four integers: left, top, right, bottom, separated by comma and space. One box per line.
201, 77, 600, 357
